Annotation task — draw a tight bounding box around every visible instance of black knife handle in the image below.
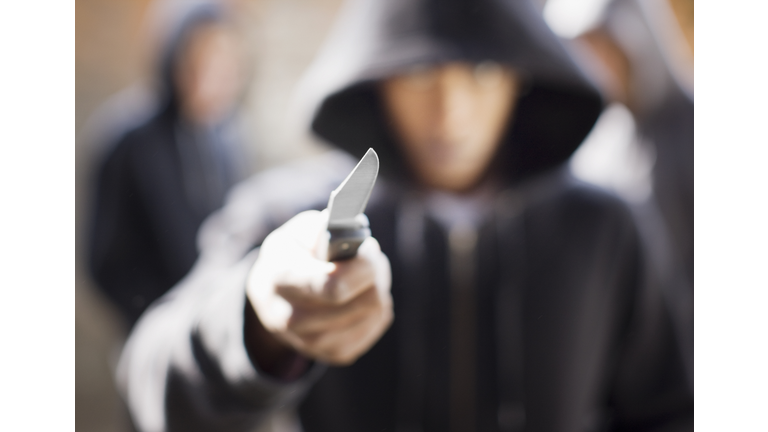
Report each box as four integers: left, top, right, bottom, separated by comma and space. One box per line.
327, 226, 371, 261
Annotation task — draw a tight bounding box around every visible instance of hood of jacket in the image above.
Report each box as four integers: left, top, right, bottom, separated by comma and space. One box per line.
296, 0, 604, 184
153, 0, 228, 117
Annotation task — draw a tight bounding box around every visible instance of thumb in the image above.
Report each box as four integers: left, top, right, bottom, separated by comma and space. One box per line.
277, 210, 331, 258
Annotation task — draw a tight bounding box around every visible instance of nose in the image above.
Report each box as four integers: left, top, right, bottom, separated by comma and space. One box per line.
434, 71, 474, 142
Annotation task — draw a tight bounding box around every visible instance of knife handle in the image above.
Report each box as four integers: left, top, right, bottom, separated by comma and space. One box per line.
327, 226, 371, 261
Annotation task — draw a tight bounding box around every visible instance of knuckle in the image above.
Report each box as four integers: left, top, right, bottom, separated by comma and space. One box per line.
322, 278, 343, 302
299, 333, 322, 351
363, 236, 381, 251
285, 317, 302, 333
324, 279, 355, 305
327, 348, 357, 366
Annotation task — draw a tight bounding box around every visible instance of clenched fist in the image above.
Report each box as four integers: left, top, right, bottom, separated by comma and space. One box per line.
246, 210, 393, 367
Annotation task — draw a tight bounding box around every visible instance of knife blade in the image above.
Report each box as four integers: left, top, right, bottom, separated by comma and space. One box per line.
325, 148, 379, 261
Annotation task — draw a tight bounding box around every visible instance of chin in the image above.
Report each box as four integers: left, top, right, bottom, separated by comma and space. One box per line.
425, 172, 476, 193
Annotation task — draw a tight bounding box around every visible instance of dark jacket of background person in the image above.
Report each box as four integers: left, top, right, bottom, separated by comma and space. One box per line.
88, 3, 248, 325
608, 0, 694, 299
590, 0, 694, 386
117, 0, 693, 431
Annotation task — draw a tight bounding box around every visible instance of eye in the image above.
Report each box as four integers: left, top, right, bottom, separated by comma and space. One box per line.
473, 61, 506, 87
400, 64, 438, 90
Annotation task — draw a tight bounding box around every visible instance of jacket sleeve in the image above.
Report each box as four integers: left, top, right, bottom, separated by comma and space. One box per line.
114, 151, 357, 432
116, 249, 326, 432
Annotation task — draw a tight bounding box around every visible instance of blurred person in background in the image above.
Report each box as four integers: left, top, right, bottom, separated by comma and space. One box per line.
88, 0, 250, 326
573, 0, 693, 384
117, 0, 693, 431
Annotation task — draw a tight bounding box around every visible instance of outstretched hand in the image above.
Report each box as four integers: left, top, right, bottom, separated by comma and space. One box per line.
246, 210, 393, 367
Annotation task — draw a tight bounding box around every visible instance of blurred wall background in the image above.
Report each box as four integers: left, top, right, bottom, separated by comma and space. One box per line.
76, 1, 151, 431
76, 1, 343, 430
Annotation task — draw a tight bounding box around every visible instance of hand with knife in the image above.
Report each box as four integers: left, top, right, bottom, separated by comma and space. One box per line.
245, 149, 393, 370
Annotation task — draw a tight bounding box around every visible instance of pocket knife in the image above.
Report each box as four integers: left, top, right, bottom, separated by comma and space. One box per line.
325, 148, 379, 261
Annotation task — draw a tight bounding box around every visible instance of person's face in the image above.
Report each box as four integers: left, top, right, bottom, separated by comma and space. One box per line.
381, 62, 519, 193
578, 29, 632, 107
175, 23, 243, 126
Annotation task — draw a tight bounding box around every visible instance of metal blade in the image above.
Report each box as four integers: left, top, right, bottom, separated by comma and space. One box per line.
327, 148, 379, 230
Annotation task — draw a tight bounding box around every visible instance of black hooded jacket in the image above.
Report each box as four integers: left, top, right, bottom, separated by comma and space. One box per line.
88, 3, 247, 325
116, 0, 692, 431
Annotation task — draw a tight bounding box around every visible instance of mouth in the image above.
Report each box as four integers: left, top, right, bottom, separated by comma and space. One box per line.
422, 139, 466, 165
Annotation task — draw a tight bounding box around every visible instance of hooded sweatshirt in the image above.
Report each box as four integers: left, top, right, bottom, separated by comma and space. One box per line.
88, 1, 248, 325
116, 0, 692, 431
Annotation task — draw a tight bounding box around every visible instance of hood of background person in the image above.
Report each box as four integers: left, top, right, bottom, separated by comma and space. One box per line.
601, 0, 693, 117
81, 1, 229, 160
153, 0, 227, 116
295, 0, 604, 184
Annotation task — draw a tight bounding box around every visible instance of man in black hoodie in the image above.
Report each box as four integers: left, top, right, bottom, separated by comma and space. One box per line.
117, 0, 693, 431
